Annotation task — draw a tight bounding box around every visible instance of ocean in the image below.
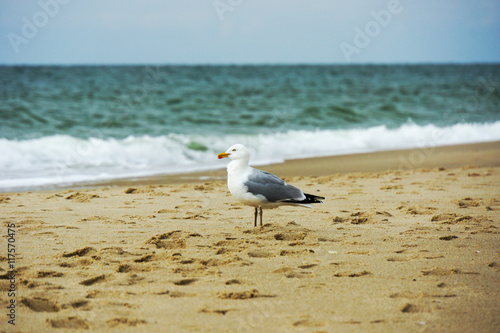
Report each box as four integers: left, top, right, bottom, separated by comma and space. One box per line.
1, 64, 499, 192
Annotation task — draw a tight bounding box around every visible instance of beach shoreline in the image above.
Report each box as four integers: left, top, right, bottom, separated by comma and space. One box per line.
87, 140, 500, 189
2, 140, 499, 194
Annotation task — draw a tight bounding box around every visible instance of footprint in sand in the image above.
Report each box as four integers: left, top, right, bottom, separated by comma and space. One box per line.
390, 291, 457, 299
146, 230, 196, 249
134, 254, 155, 263
293, 318, 326, 327
117, 264, 132, 273
248, 249, 275, 258
62, 246, 97, 257
274, 232, 307, 241
65, 192, 100, 202
285, 271, 312, 279
21, 297, 60, 312
125, 186, 170, 196
332, 211, 392, 225
156, 208, 177, 214
272, 267, 310, 279
421, 268, 479, 276
69, 300, 91, 309
439, 235, 458, 241
457, 197, 482, 208
106, 318, 147, 328
225, 279, 241, 285
334, 270, 371, 278
380, 185, 403, 190
280, 249, 315, 256
217, 289, 275, 300
155, 290, 190, 298
173, 278, 198, 286
401, 303, 420, 313
398, 205, 437, 215
47, 316, 89, 329
17, 219, 46, 232
80, 274, 107, 286
199, 308, 233, 315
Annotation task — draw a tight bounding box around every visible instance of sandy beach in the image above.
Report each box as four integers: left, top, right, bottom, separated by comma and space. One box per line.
1, 141, 499, 332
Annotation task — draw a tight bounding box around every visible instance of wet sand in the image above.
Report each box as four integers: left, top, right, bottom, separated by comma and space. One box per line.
0, 142, 499, 332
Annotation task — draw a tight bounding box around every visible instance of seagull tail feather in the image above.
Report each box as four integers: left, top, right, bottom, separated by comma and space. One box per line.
280, 193, 324, 206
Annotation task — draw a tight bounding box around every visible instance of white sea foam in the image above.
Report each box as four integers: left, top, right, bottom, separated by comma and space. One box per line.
1, 121, 499, 192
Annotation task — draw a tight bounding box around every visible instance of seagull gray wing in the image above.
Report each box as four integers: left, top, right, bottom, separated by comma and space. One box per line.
244, 168, 305, 203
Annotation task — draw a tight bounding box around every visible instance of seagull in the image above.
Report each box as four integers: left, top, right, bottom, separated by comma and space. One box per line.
217, 144, 324, 227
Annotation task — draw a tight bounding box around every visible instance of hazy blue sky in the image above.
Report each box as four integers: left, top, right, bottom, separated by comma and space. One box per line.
1, 0, 499, 64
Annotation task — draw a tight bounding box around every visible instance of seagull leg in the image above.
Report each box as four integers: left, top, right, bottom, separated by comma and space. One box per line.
259, 207, 263, 226
254, 207, 258, 227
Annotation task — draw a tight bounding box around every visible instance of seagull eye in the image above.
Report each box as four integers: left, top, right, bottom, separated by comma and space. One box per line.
232, 149, 236, 151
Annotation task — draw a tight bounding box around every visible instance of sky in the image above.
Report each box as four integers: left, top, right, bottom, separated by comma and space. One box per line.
0, 0, 499, 65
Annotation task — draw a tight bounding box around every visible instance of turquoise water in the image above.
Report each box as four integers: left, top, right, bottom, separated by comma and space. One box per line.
1, 64, 499, 191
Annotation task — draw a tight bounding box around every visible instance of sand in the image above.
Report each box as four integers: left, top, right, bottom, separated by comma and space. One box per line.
1, 142, 499, 332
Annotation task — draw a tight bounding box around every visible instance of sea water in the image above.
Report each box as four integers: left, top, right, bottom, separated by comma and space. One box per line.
1, 64, 499, 191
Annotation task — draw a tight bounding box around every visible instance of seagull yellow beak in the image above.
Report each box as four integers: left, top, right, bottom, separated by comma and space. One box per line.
217, 152, 230, 159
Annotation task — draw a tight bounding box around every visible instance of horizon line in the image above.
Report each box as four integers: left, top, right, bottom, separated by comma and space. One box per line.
1, 61, 499, 67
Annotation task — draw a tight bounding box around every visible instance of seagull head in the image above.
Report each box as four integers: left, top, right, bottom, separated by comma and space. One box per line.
217, 144, 249, 161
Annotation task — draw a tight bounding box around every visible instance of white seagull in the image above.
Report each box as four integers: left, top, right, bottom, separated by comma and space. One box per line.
217, 144, 324, 227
